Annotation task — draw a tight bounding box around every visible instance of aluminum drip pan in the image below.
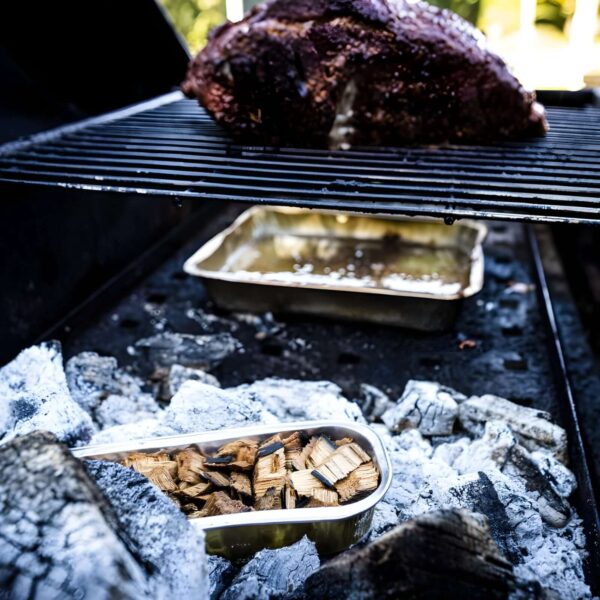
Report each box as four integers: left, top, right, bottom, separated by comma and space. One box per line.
73, 420, 392, 559
183, 206, 487, 331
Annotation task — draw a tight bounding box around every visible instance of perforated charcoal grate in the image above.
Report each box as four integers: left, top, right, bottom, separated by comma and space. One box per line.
1, 91, 599, 224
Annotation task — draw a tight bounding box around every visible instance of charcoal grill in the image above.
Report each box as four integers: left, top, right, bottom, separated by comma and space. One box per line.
1, 2, 600, 595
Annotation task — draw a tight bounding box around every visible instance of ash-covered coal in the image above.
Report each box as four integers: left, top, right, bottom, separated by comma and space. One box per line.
229, 378, 365, 424
0, 339, 592, 598
166, 363, 221, 396
208, 555, 237, 599
0, 431, 207, 599
220, 536, 320, 600
0, 342, 94, 447
135, 331, 241, 369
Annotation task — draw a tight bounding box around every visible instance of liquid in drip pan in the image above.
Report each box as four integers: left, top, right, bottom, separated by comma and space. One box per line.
220, 233, 471, 295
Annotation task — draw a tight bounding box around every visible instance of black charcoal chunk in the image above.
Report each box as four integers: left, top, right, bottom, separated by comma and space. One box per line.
0, 342, 95, 447
304, 510, 545, 600
85, 460, 207, 597
0, 432, 149, 598
65, 351, 145, 414
136, 332, 241, 368
220, 536, 320, 600
208, 555, 237, 599
205, 455, 234, 465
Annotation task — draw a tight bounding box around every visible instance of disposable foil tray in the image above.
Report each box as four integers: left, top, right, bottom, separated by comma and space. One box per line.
73, 420, 392, 559
183, 206, 486, 331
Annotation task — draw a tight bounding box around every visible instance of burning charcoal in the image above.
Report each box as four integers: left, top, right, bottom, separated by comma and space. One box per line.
358, 383, 394, 422
88, 418, 177, 446
230, 472, 252, 499
311, 443, 371, 486
504, 444, 571, 528
200, 470, 230, 488
176, 448, 206, 484
254, 446, 287, 499
85, 459, 207, 598
220, 536, 319, 600
304, 510, 545, 600
95, 393, 161, 429
208, 555, 236, 600
0, 432, 207, 599
307, 435, 337, 467
201, 491, 252, 516
65, 351, 145, 414
135, 332, 241, 369
254, 487, 283, 510
167, 364, 221, 398
335, 462, 380, 503
282, 431, 305, 470
382, 380, 463, 436
289, 469, 327, 497
215, 439, 258, 470
0, 342, 95, 447
164, 381, 264, 434
180, 481, 213, 498
459, 395, 568, 462
228, 378, 366, 424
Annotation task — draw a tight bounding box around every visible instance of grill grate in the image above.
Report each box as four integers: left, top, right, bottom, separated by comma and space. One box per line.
1, 91, 599, 223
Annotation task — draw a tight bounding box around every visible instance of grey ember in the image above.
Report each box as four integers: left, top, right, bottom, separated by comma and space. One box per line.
182, 0, 547, 147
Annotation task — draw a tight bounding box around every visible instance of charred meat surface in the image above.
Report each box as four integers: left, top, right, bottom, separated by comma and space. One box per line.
120, 432, 380, 518
182, 0, 547, 147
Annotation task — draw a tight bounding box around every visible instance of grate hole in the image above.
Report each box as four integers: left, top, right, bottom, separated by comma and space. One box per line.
171, 271, 188, 281
420, 356, 441, 369
502, 325, 523, 337
120, 318, 140, 330
261, 341, 284, 357
146, 291, 168, 304
499, 297, 520, 309
337, 352, 361, 365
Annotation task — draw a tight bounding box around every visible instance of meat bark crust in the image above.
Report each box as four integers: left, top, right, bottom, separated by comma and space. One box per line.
182, 0, 547, 147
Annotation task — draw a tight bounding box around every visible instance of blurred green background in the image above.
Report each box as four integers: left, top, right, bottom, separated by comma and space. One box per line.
160, 0, 600, 88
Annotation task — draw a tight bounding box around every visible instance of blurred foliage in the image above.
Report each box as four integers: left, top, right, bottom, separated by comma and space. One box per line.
159, 0, 226, 53
428, 0, 480, 24
161, 0, 595, 53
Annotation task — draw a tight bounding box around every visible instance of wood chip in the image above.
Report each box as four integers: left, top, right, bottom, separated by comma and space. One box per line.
311, 443, 370, 486
254, 447, 287, 499
230, 472, 252, 498
180, 481, 213, 498
335, 462, 380, 503
147, 465, 178, 492
175, 448, 206, 484
201, 491, 252, 516
120, 429, 378, 520
289, 469, 326, 497
307, 435, 338, 468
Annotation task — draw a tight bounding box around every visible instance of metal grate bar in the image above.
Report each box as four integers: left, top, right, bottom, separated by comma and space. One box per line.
1, 91, 599, 223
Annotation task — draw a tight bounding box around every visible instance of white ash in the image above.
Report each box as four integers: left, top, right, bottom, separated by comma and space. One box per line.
229, 378, 366, 424
85, 460, 207, 598
94, 393, 162, 428
164, 381, 265, 434
458, 394, 567, 461
208, 556, 236, 600
220, 536, 320, 600
135, 331, 241, 368
382, 380, 464, 436
167, 364, 221, 397
89, 417, 177, 446
65, 351, 145, 414
185, 307, 238, 332
357, 383, 394, 422
377, 385, 591, 599
0, 342, 95, 447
